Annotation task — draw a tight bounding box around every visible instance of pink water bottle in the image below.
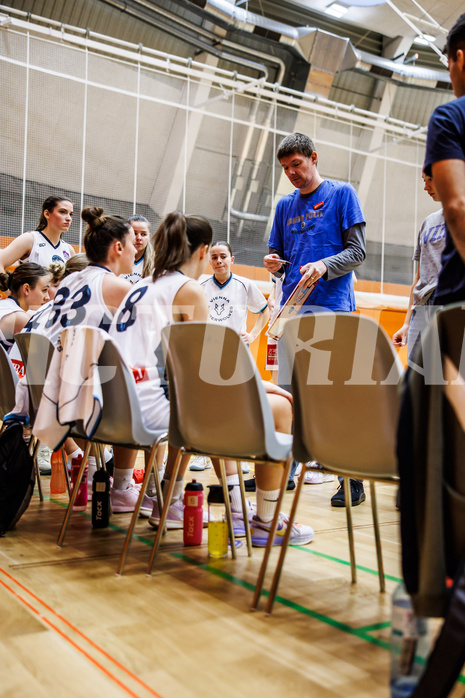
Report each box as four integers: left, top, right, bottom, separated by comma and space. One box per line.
70, 455, 88, 511
183, 479, 204, 545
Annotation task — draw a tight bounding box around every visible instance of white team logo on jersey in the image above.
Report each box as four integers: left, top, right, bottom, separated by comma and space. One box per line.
210, 295, 233, 323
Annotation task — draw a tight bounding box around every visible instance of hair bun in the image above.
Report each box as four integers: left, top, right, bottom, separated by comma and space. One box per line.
0, 271, 12, 293
81, 206, 106, 229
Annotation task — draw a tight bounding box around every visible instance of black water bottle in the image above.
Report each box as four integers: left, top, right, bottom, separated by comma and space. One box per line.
91, 469, 111, 529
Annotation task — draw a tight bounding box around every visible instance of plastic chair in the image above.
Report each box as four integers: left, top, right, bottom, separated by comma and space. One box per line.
48, 327, 167, 567
252, 312, 402, 614
14, 331, 63, 502
0, 344, 19, 423
146, 322, 294, 575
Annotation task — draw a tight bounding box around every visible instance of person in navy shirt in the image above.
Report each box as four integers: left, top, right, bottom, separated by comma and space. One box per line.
424, 13, 465, 305
264, 132, 367, 507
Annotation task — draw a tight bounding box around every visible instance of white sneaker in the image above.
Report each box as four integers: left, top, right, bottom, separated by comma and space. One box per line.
304, 462, 334, 484
37, 443, 52, 475
189, 455, 212, 471
241, 462, 251, 474
110, 483, 154, 517
148, 498, 208, 530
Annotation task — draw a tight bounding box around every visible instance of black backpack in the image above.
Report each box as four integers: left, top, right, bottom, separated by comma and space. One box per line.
0, 421, 35, 536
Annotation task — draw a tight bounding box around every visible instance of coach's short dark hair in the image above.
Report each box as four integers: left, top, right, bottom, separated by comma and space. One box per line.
445, 13, 465, 60
276, 133, 316, 161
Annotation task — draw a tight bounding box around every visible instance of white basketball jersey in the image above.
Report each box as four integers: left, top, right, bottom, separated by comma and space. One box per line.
21, 231, 73, 267
0, 297, 22, 353
39, 264, 113, 345
110, 270, 191, 430
9, 299, 54, 376
200, 273, 267, 334
120, 255, 144, 284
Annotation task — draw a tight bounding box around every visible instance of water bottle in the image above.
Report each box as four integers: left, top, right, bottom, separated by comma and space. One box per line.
183, 479, 204, 545
207, 484, 231, 558
70, 455, 88, 512
50, 448, 67, 494
390, 582, 431, 697
91, 468, 111, 529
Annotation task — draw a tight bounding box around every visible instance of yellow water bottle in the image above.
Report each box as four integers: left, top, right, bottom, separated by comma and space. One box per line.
207, 484, 229, 559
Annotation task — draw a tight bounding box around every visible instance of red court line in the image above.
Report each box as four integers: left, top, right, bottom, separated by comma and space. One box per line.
0, 567, 163, 698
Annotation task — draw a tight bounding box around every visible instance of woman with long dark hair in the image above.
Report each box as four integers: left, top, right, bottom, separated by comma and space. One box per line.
0, 196, 75, 272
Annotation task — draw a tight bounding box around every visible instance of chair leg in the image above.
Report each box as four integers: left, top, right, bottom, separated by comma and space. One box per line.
250, 455, 293, 611
370, 481, 385, 592
31, 438, 43, 502
116, 434, 167, 576
265, 460, 306, 616
57, 442, 92, 547
344, 476, 357, 584
219, 458, 236, 560
95, 444, 105, 470
236, 459, 252, 557
147, 448, 183, 575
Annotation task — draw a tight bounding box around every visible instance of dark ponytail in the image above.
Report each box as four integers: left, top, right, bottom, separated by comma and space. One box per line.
153, 212, 212, 281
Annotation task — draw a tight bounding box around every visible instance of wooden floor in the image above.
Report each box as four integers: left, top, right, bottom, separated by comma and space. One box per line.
0, 465, 462, 698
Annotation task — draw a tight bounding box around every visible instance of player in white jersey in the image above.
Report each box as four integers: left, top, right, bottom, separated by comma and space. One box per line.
0, 196, 75, 273
200, 241, 269, 343
111, 212, 313, 546
21, 206, 154, 515
0, 263, 51, 354
120, 215, 155, 284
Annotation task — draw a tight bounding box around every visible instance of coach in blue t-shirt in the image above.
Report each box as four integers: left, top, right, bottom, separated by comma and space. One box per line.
264, 132, 367, 507
424, 13, 465, 305
265, 132, 366, 312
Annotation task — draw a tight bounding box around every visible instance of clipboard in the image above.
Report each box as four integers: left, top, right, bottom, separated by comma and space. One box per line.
266, 279, 319, 341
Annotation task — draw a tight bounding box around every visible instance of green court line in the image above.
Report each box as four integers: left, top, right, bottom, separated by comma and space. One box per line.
359, 621, 392, 632
292, 544, 403, 584
172, 552, 391, 650
44, 488, 465, 682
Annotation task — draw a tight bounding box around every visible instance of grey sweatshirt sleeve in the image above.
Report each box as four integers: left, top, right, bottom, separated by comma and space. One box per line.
320, 222, 366, 280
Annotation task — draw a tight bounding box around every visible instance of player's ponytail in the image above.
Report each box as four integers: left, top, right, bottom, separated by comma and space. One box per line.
153, 211, 212, 280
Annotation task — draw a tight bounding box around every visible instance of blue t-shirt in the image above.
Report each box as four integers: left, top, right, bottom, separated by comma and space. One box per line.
424, 96, 465, 304
268, 179, 365, 311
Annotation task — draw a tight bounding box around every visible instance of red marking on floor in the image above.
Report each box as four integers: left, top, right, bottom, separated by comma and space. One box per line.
0, 567, 163, 698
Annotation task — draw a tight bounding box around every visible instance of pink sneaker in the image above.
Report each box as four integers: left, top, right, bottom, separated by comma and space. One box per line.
110, 483, 154, 517
148, 499, 208, 530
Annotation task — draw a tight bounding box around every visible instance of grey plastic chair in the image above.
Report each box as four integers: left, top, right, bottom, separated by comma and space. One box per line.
48, 327, 167, 570
146, 321, 294, 575
14, 331, 61, 502
0, 344, 19, 422
252, 312, 402, 614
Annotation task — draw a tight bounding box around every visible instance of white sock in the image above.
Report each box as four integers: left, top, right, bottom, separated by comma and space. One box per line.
162, 477, 184, 504
67, 448, 84, 471
220, 474, 241, 512
113, 469, 134, 491
256, 488, 280, 524
68, 448, 83, 462
87, 456, 97, 486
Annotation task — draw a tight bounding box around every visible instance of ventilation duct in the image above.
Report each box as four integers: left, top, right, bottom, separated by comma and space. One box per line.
185, 0, 451, 90
355, 49, 451, 90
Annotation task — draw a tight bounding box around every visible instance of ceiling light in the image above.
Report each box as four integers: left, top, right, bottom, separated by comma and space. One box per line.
325, 3, 349, 18
413, 34, 436, 46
